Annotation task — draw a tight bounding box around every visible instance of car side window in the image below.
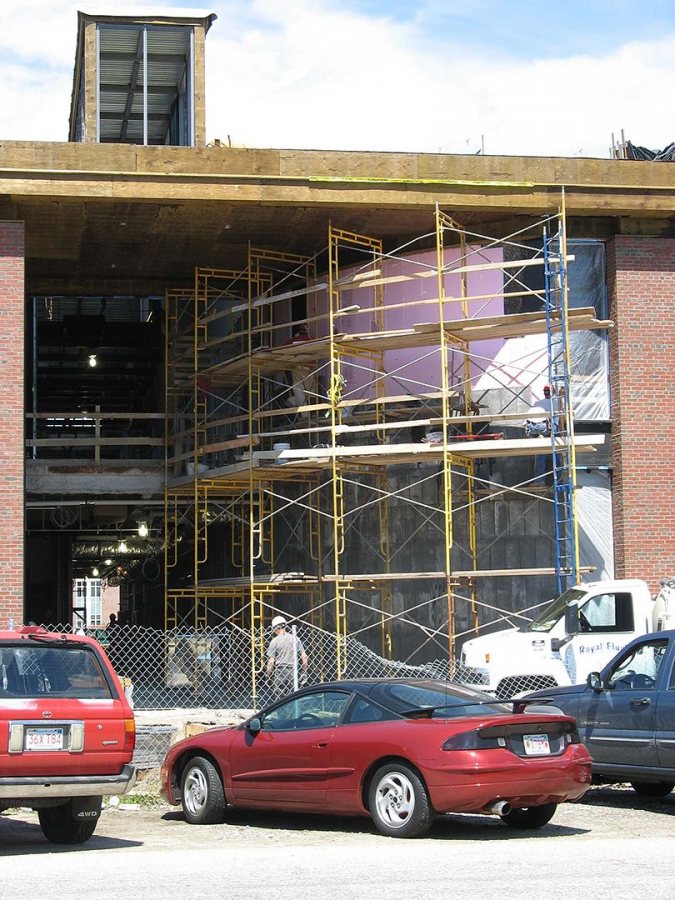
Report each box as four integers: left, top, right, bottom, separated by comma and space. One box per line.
579, 592, 634, 633
668, 654, 675, 690
607, 639, 667, 690
343, 696, 398, 725
262, 690, 351, 731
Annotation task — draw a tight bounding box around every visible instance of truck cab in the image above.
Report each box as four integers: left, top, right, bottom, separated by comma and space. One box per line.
460, 579, 656, 699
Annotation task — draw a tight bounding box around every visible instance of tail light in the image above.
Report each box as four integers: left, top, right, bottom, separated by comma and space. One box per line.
123, 717, 136, 753
445, 722, 582, 756
442, 730, 506, 751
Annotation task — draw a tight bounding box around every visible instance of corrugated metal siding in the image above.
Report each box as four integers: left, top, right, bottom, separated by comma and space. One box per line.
98, 24, 190, 145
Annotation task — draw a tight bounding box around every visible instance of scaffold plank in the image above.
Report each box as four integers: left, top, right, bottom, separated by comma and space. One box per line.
250, 434, 604, 465
200, 307, 610, 375
335, 254, 575, 291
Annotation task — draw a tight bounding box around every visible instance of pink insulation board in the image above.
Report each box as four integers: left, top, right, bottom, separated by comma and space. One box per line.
310, 246, 505, 398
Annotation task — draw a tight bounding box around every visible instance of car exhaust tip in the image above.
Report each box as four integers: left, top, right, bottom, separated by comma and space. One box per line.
483, 800, 511, 816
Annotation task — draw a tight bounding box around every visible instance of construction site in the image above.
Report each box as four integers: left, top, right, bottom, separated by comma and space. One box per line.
0, 8, 673, 707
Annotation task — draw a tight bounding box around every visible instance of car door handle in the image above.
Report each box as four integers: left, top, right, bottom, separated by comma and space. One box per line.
312, 741, 329, 749
629, 697, 651, 707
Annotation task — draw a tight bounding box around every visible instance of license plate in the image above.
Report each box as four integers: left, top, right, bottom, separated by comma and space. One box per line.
522, 733, 550, 755
24, 727, 64, 751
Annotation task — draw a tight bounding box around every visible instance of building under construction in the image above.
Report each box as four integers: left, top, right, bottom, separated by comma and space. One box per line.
0, 9, 673, 702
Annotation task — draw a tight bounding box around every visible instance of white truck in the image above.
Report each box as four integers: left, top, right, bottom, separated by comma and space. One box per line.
460, 577, 675, 699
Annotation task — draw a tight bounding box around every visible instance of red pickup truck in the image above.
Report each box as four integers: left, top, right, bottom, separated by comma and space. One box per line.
0, 626, 136, 844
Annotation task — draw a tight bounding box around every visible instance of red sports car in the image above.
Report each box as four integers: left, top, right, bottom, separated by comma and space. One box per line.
160, 678, 592, 838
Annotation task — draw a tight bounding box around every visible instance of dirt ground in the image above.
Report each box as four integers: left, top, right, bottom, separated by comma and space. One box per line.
2, 783, 673, 849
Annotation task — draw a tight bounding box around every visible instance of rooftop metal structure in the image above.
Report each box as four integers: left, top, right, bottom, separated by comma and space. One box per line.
69, 7, 215, 146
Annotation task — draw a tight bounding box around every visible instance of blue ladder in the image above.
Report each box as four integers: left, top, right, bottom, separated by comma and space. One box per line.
542, 222, 578, 592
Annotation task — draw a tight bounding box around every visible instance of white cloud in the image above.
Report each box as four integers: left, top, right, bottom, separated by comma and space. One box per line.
0, 0, 672, 157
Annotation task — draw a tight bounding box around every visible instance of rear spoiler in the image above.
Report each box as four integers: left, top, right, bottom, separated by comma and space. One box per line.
512, 696, 566, 715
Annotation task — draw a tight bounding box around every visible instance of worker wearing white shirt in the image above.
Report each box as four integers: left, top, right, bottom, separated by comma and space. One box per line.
524, 384, 554, 436
524, 384, 554, 481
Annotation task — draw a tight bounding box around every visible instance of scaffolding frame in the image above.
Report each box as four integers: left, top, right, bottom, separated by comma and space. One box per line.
164, 198, 611, 697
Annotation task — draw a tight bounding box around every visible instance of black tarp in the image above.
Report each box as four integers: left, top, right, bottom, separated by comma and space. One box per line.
624, 141, 675, 161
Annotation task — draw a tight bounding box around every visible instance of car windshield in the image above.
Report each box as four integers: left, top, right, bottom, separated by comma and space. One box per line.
0, 643, 113, 699
370, 681, 510, 718
527, 588, 586, 632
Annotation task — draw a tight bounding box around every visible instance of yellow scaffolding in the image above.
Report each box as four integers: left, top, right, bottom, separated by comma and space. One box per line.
163, 199, 609, 692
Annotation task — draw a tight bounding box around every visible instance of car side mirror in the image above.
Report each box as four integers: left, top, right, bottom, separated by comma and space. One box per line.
564, 603, 579, 636
247, 717, 262, 734
586, 671, 603, 692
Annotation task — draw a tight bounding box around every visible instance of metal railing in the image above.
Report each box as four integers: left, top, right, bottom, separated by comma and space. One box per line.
26, 411, 165, 461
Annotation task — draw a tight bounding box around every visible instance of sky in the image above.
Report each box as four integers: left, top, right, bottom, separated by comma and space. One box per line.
0, 0, 673, 158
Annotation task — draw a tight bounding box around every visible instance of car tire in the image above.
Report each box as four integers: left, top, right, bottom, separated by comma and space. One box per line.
38, 799, 100, 844
368, 762, 433, 838
630, 781, 675, 798
180, 755, 227, 825
500, 802, 557, 829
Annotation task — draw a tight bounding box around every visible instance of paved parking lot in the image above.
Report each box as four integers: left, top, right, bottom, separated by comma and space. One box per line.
2, 786, 674, 899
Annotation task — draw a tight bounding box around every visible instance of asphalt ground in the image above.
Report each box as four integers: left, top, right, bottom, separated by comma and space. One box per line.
1, 785, 674, 899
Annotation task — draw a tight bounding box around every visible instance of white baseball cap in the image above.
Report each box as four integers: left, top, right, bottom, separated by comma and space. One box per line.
271, 615, 287, 628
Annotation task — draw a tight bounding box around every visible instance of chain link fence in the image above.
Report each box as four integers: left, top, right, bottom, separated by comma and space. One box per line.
45, 623, 556, 709
35, 623, 564, 769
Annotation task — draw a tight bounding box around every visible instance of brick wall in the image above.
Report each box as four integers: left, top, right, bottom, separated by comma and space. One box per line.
0, 222, 24, 626
607, 236, 675, 592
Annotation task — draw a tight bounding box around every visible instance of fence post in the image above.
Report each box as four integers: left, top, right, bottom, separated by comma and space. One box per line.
292, 624, 299, 692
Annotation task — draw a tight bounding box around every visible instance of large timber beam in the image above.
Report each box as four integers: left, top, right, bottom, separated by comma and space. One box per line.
0, 142, 674, 217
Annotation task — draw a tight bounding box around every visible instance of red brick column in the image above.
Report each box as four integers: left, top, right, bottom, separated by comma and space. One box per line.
0, 222, 25, 626
607, 236, 675, 592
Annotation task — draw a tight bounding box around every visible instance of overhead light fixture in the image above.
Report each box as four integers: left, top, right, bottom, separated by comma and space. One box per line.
88, 354, 98, 368
137, 521, 149, 538
118, 540, 128, 554
104, 558, 113, 566
92, 566, 100, 577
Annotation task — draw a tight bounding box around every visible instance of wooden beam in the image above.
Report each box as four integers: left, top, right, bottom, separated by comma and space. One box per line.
27, 437, 164, 447
336, 255, 575, 291
322, 572, 446, 582
168, 436, 256, 465
27, 412, 166, 420
450, 566, 595, 578
3, 143, 675, 218
321, 566, 595, 580
250, 434, 604, 465
337, 288, 545, 318
256, 409, 527, 439
202, 306, 611, 376
198, 435, 256, 455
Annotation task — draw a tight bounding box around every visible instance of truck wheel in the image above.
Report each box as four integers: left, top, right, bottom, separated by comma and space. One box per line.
630, 781, 674, 798
38, 799, 100, 844
180, 756, 227, 824
500, 802, 557, 829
